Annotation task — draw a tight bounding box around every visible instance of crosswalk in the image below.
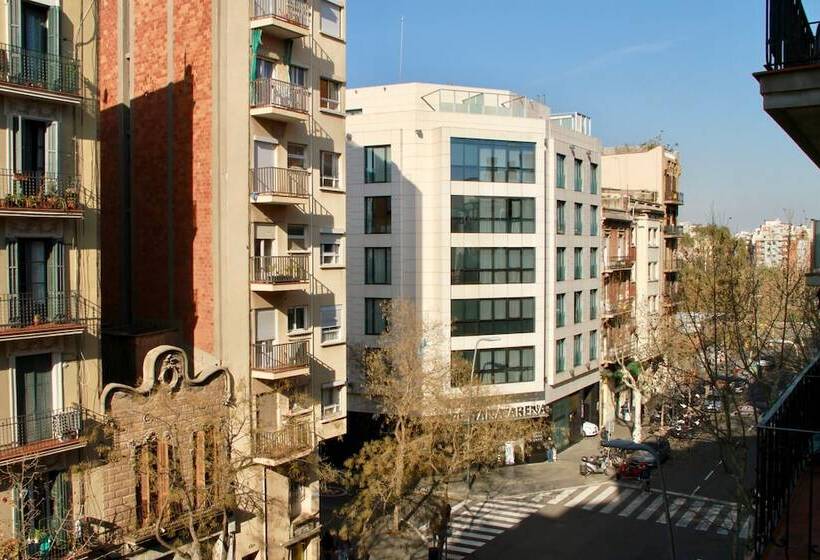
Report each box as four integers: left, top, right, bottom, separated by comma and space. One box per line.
445, 484, 748, 559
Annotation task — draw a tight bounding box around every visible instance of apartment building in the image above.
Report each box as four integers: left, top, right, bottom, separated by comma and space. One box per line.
740, 219, 812, 269
97, 1, 346, 559
0, 0, 100, 551
345, 83, 601, 451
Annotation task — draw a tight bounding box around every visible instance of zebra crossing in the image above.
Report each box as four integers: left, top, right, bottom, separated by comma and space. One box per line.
445, 496, 543, 559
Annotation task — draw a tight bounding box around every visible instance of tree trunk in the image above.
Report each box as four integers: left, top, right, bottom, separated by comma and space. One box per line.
632, 390, 643, 442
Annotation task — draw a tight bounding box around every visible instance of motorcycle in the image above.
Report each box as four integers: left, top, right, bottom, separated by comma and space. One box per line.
615, 458, 652, 490
579, 454, 612, 476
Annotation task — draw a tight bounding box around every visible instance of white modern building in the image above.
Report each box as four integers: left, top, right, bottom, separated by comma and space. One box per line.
345, 83, 602, 450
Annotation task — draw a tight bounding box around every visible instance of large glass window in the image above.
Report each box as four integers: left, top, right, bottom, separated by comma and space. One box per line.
590, 247, 598, 278
574, 248, 583, 280
320, 305, 342, 343
574, 203, 583, 235
364, 145, 391, 183
589, 289, 598, 320
451, 297, 535, 336
589, 330, 598, 361
365, 196, 391, 234
556, 154, 566, 188
365, 298, 390, 335
557, 247, 566, 281
574, 158, 583, 191
365, 247, 391, 284
590, 205, 599, 236
556, 293, 565, 328
450, 138, 535, 183
556, 200, 566, 234
574, 291, 583, 323
451, 247, 535, 285
451, 196, 535, 233
574, 334, 583, 367
556, 339, 565, 373
320, 151, 341, 189
591, 163, 599, 194
320, 0, 342, 38
453, 346, 535, 385
320, 78, 342, 111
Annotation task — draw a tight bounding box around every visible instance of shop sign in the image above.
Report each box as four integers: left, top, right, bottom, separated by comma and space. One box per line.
464, 402, 551, 422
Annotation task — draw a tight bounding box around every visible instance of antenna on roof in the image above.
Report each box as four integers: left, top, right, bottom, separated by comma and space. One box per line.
399, 16, 405, 82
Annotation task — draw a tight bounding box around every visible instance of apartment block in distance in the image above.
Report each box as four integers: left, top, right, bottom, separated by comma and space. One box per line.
98, 1, 346, 559
0, 0, 101, 552
345, 83, 602, 451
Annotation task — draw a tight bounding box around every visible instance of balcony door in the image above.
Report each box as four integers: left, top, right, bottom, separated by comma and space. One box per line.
8, 238, 65, 325
253, 140, 277, 193
15, 353, 53, 444
10, 116, 59, 195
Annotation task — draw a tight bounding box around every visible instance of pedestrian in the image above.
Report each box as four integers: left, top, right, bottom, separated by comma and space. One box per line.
546, 437, 554, 463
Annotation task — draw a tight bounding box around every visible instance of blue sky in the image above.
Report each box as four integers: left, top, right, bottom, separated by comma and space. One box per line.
346, 0, 819, 231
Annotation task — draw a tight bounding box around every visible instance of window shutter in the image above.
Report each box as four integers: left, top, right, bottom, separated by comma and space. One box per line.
10, 115, 21, 175
47, 121, 59, 184
47, 240, 65, 320
9, 0, 21, 49
51, 471, 71, 532
8, 238, 18, 296
47, 7, 61, 90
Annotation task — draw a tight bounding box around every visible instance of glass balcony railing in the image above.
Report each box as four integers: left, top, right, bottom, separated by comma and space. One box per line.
0, 42, 80, 96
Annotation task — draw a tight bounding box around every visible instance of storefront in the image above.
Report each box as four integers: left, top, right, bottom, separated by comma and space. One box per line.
550, 383, 600, 451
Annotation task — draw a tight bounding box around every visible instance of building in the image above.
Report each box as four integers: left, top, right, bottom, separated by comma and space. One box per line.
97, 1, 347, 559
745, 219, 812, 269
0, 0, 101, 551
345, 83, 602, 451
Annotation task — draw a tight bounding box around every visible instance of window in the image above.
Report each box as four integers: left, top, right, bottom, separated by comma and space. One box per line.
453, 346, 535, 385
136, 437, 180, 527
255, 57, 274, 80
556, 293, 566, 327
287, 225, 307, 252
556, 154, 566, 188
451, 297, 535, 336
289, 65, 307, 87
288, 306, 308, 333
573, 334, 583, 367
556, 200, 566, 234
574, 203, 583, 235
574, 159, 583, 191
365, 247, 391, 284
557, 247, 566, 281
589, 330, 598, 361
365, 298, 390, 335
450, 196, 535, 233
649, 261, 658, 281
321, 233, 342, 265
320, 78, 342, 111
649, 227, 659, 247
574, 291, 583, 323
450, 138, 536, 183
590, 247, 598, 278
321, 383, 343, 418
320, 0, 342, 38
365, 196, 391, 234
364, 145, 391, 183
589, 289, 598, 320
591, 163, 599, 194
574, 248, 583, 279
556, 339, 566, 373
320, 305, 342, 343
320, 151, 341, 189
590, 205, 599, 236
451, 247, 535, 285
287, 143, 307, 169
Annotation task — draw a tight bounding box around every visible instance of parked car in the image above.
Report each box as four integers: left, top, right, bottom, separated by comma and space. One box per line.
703, 395, 723, 412
642, 436, 671, 464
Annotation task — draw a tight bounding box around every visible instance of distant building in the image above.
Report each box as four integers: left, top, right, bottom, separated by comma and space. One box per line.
744, 219, 811, 269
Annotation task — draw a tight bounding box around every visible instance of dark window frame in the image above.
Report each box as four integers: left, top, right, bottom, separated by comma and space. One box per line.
451, 297, 535, 336
365, 247, 392, 285
451, 247, 536, 285
364, 145, 391, 183
452, 346, 535, 386
364, 298, 390, 335
450, 138, 536, 183
451, 195, 535, 233
364, 196, 391, 234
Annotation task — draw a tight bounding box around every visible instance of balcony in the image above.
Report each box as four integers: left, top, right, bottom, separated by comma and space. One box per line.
250, 255, 310, 292
755, 0, 820, 166
249, 166, 310, 205
0, 292, 84, 341
0, 406, 86, 466
664, 256, 680, 272
0, 170, 82, 217
602, 298, 633, 319
0, 43, 80, 103
250, 78, 310, 122
602, 342, 636, 364
664, 189, 684, 204
605, 254, 634, 272
250, 0, 311, 39
251, 339, 310, 381
253, 420, 314, 467
663, 225, 684, 237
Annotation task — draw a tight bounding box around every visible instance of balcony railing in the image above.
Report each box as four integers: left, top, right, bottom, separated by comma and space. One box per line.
602, 299, 633, 318
605, 255, 634, 271
0, 291, 81, 332
250, 166, 310, 199
250, 78, 310, 113
664, 256, 680, 271
0, 42, 80, 96
251, 0, 311, 28
250, 255, 310, 285
664, 189, 684, 204
664, 225, 684, 237
0, 406, 84, 455
0, 169, 81, 212
252, 339, 310, 373
765, 0, 820, 70
254, 421, 313, 462
603, 342, 635, 363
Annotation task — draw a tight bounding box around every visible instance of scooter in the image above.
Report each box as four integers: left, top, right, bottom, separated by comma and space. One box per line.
579, 454, 612, 476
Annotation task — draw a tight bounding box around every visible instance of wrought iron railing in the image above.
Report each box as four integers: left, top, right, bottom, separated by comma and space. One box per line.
754, 353, 820, 557
664, 188, 684, 204
0, 405, 84, 451
252, 339, 310, 372
250, 255, 310, 284
765, 0, 820, 70
664, 256, 680, 271
605, 255, 633, 271
602, 299, 633, 318
0, 291, 81, 331
250, 166, 310, 198
251, 0, 311, 28
0, 169, 81, 212
663, 225, 684, 237
254, 421, 313, 461
0, 42, 80, 96
250, 78, 310, 113
603, 342, 635, 363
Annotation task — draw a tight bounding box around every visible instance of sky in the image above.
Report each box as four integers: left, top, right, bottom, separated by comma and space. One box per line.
346, 0, 820, 231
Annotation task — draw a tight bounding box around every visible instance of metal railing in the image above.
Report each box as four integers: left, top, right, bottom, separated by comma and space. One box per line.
0, 42, 80, 96
0, 292, 81, 331
250, 166, 310, 198
602, 299, 633, 317
0, 169, 81, 211
664, 189, 684, 204
254, 421, 313, 461
754, 354, 820, 557
605, 255, 634, 271
603, 343, 635, 363
250, 255, 310, 284
765, 0, 820, 70
250, 78, 310, 113
251, 0, 311, 28
664, 256, 680, 271
0, 406, 84, 451
252, 339, 310, 372
664, 225, 684, 237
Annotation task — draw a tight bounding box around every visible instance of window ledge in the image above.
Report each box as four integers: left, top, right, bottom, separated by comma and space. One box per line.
321, 339, 346, 348
320, 186, 345, 194
287, 250, 311, 255
320, 108, 346, 118
321, 412, 346, 424
288, 330, 311, 337
319, 32, 345, 44
320, 264, 346, 270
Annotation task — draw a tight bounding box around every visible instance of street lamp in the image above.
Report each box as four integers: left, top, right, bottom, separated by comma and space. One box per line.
466, 336, 501, 490
470, 336, 502, 381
